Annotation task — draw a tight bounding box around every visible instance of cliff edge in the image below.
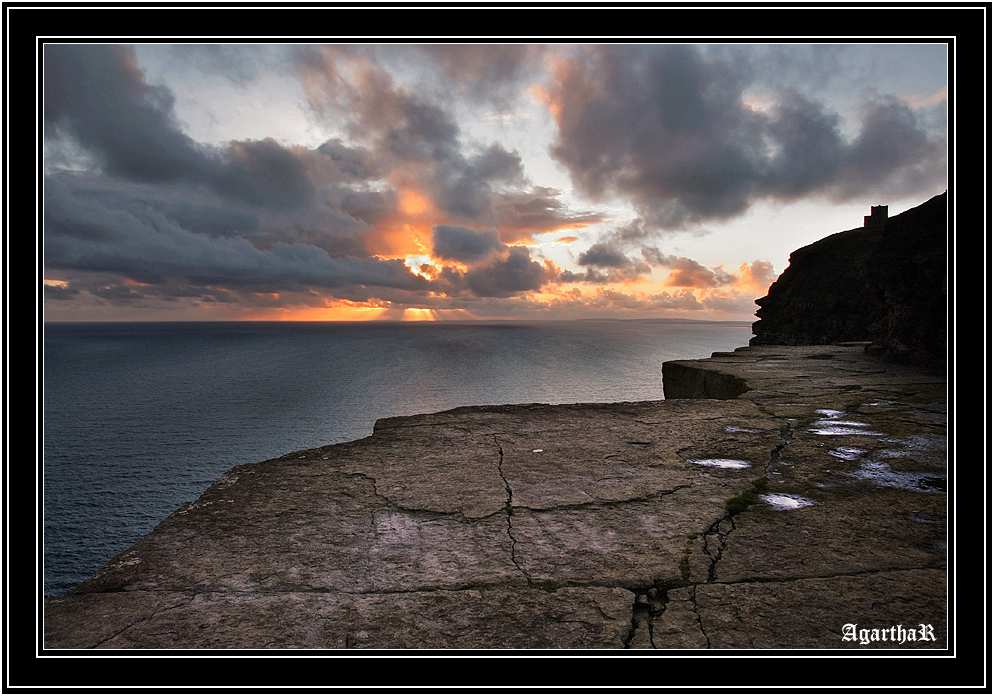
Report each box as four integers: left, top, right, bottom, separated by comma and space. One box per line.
44, 345, 946, 652
750, 192, 947, 373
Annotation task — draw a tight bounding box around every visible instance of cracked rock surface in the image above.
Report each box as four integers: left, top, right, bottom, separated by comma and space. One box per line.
45, 345, 946, 650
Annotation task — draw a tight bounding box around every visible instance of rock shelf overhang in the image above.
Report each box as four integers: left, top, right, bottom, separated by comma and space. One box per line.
44, 344, 947, 651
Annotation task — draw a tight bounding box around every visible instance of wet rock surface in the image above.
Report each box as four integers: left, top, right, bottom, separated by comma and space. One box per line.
45, 345, 946, 650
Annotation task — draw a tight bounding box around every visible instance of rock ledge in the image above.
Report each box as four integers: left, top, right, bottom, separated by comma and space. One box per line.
44, 345, 946, 650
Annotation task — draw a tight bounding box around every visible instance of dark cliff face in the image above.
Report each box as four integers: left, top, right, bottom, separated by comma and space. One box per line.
750, 192, 947, 373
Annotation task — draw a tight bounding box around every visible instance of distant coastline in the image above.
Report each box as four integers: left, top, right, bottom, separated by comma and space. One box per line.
41, 316, 755, 326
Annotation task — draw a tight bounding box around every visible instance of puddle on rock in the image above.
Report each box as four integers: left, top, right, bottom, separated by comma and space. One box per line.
874, 434, 947, 468
809, 408, 882, 436
760, 493, 817, 510
845, 460, 946, 492
724, 425, 760, 433
829, 446, 866, 460
690, 458, 752, 469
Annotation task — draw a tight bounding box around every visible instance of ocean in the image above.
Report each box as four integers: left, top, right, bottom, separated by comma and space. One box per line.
41, 319, 753, 597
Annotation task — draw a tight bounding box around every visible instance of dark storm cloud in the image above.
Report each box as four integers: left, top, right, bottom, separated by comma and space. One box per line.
44, 44, 215, 184
43, 44, 370, 213
151, 199, 260, 237
576, 243, 633, 268
45, 203, 428, 294
832, 94, 946, 197
216, 138, 316, 209
43, 42, 598, 317
429, 223, 559, 298
316, 139, 383, 181
548, 44, 946, 229
432, 225, 503, 264
42, 43, 454, 305
558, 242, 651, 285
296, 46, 601, 236
43, 283, 80, 301
461, 247, 557, 298
43, 169, 425, 299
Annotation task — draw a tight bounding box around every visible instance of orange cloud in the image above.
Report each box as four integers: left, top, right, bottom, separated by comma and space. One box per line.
736, 260, 777, 292
530, 52, 578, 126
900, 86, 947, 109
364, 221, 432, 259
400, 190, 430, 216
360, 184, 443, 260
528, 83, 561, 123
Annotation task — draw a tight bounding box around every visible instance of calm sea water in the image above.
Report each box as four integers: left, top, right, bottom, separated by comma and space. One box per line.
42, 319, 753, 597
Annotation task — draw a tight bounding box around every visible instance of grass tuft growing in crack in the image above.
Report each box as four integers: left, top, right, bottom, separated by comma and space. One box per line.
724, 476, 769, 516
724, 420, 793, 516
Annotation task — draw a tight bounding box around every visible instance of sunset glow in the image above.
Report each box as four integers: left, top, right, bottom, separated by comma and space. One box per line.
41, 41, 948, 323
402, 308, 437, 321
400, 191, 431, 216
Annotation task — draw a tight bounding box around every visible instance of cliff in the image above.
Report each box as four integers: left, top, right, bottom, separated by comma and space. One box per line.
750, 192, 948, 372
44, 345, 947, 655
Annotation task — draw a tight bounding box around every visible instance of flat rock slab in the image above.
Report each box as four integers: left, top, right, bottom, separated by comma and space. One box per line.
45, 345, 947, 650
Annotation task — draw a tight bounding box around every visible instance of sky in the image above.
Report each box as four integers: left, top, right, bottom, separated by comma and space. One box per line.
41, 42, 949, 323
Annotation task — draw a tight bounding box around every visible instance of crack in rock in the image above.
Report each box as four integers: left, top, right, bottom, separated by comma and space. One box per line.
624, 586, 667, 648
703, 515, 736, 584
690, 585, 710, 648
493, 435, 531, 584
765, 420, 796, 478
92, 596, 191, 648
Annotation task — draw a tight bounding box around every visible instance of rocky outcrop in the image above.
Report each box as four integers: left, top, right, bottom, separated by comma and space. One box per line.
751, 192, 947, 372
661, 356, 750, 399
44, 345, 946, 652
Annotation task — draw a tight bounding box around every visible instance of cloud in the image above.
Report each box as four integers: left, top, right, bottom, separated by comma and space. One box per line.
545, 44, 946, 229
44, 44, 216, 185
43, 174, 427, 297
459, 246, 558, 298
432, 225, 503, 264
830, 93, 947, 198
547, 286, 707, 315
489, 187, 606, 243
577, 243, 634, 268
737, 260, 777, 291
417, 44, 550, 105
641, 248, 737, 288
42, 42, 943, 323
42, 44, 452, 308
901, 86, 947, 110
297, 45, 535, 224
554, 241, 652, 285
150, 44, 275, 85
44, 44, 370, 216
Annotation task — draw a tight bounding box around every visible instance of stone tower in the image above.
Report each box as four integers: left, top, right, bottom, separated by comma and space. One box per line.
864, 205, 888, 227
